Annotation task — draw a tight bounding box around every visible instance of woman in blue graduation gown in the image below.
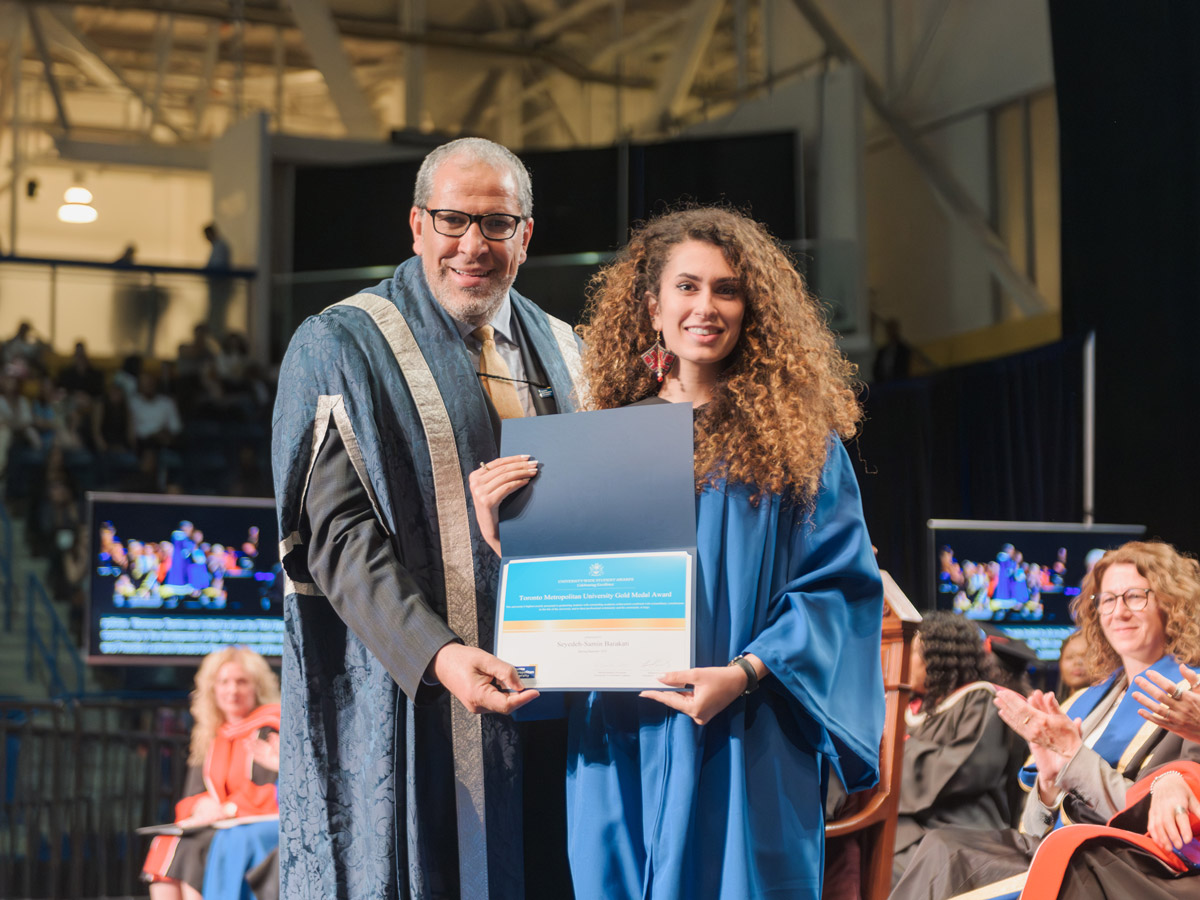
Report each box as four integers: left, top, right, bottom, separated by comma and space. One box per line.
472, 207, 885, 899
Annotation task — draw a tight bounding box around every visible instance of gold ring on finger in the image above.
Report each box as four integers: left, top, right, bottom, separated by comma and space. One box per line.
479, 461, 491, 472
1021, 716, 1031, 725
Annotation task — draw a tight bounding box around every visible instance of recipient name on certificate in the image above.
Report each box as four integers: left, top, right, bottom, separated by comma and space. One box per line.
497, 550, 693, 691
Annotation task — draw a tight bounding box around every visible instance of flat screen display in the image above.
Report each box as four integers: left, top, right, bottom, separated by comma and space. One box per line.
927, 519, 1146, 660
86, 492, 283, 665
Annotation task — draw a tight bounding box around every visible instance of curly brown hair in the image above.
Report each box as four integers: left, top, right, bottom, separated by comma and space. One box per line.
917, 611, 987, 709
1070, 541, 1200, 681
577, 207, 861, 499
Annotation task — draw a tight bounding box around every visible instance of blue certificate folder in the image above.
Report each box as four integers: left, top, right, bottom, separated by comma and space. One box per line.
496, 403, 697, 690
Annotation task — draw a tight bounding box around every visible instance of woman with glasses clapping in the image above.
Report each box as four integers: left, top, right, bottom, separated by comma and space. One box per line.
891, 541, 1200, 900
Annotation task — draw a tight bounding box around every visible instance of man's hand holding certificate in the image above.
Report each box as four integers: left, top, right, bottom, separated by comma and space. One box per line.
495, 403, 696, 690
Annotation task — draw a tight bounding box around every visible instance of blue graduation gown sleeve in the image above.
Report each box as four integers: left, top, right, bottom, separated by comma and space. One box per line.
567, 438, 885, 900
743, 439, 885, 791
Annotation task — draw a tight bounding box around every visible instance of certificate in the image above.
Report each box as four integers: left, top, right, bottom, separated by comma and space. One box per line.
496, 403, 697, 690
498, 551, 692, 690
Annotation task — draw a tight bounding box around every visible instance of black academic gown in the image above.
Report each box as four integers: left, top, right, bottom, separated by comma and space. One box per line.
892, 682, 1020, 884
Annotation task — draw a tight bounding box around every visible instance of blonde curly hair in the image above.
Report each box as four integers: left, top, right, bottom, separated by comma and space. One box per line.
578, 207, 861, 500
1070, 541, 1200, 681
189, 646, 280, 766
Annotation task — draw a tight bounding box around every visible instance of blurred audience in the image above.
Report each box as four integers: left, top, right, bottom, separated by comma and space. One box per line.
112, 354, 143, 399
1057, 630, 1092, 700
0, 326, 276, 643
0, 373, 36, 470
57, 342, 105, 397
4, 322, 48, 377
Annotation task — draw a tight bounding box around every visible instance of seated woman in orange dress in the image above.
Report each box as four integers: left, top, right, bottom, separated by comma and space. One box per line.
142, 646, 281, 900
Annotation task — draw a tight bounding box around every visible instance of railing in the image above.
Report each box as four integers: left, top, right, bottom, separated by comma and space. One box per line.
0, 255, 255, 360
271, 238, 863, 356
0, 698, 191, 899
0, 504, 12, 634
25, 574, 85, 699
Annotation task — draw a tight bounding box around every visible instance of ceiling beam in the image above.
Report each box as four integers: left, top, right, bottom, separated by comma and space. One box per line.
192, 21, 220, 136
479, 6, 737, 136
401, 0, 425, 131
273, 24, 285, 129
285, 0, 380, 138
57, 0, 654, 88
527, 0, 612, 44
58, 25, 316, 70
33, 5, 119, 89
637, 0, 724, 135
147, 12, 175, 134
589, 8, 688, 68
459, 70, 501, 133
26, 7, 71, 132
40, 7, 190, 139
53, 134, 210, 169
733, 0, 747, 92
788, 0, 1048, 316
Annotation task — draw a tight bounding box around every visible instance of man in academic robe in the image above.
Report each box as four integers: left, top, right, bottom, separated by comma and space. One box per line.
272, 137, 583, 900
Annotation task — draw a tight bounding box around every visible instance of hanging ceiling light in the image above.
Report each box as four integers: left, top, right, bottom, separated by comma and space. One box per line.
58, 203, 98, 224
58, 183, 97, 224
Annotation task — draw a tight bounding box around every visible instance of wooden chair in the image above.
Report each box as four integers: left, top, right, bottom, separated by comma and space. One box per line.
824, 570, 921, 900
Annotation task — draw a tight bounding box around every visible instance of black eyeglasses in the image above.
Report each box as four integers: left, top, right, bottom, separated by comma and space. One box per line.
1091, 587, 1153, 615
425, 208, 524, 240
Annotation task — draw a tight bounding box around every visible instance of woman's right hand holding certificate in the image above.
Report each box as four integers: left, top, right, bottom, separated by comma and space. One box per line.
641, 654, 768, 726
469, 455, 539, 556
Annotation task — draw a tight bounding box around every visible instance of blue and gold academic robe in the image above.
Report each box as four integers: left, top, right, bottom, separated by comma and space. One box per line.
271, 257, 581, 900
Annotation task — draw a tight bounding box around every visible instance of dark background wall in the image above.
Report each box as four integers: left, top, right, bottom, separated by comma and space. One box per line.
1051, 1, 1200, 559
854, 339, 1085, 603
291, 132, 799, 273
286, 132, 801, 342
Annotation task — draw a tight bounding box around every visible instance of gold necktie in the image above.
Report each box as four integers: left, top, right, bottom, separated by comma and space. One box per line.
472, 325, 525, 419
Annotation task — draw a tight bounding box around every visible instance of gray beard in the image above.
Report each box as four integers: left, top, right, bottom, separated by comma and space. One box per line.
424, 268, 511, 327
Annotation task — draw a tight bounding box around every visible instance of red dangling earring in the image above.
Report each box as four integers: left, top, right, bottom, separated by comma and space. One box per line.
640, 331, 676, 382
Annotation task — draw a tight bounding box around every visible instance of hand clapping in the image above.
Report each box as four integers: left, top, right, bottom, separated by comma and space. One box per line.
995, 687, 1083, 801
994, 688, 1084, 756
1133, 664, 1200, 743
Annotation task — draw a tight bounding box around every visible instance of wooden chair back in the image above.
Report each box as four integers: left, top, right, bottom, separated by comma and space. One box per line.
824, 570, 920, 900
